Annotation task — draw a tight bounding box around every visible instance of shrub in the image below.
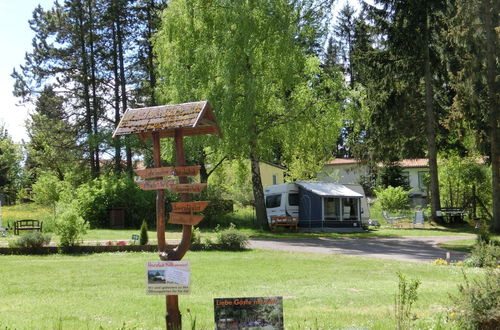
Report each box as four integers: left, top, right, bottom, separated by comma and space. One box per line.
74, 174, 159, 228
450, 270, 500, 329
378, 162, 411, 190
9, 232, 51, 248
56, 208, 88, 247
463, 241, 500, 268
375, 186, 410, 212
191, 227, 201, 245
32, 172, 73, 219
215, 223, 249, 250
394, 272, 421, 330
140, 219, 149, 245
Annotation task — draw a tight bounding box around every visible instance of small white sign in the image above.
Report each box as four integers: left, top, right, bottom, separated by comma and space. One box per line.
146, 261, 190, 295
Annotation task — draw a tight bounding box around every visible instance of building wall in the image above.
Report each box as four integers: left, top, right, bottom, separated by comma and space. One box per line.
319, 164, 429, 197
401, 168, 428, 196
318, 164, 369, 185
260, 162, 285, 188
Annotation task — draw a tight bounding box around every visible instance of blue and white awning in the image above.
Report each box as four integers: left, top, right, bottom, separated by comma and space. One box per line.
296, 182, 363, 198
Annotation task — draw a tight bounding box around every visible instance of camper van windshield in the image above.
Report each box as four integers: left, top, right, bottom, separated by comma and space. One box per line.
265, 194, 281, 208
288, 193, 299, 206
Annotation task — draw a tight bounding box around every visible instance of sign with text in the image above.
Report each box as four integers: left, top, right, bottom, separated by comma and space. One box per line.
146, 261, 190, 295
135, 166, 201, 179
137, 179, 175, 191
169, 213, 205, 226
169, 183, 207, 194
171, 201, 210, 213
214, 296, 283, 330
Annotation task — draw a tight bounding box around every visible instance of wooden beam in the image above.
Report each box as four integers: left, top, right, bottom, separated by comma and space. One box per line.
152, 132, 166, 253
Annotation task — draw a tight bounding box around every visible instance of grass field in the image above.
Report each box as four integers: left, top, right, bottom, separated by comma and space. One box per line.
0, 249, 481, 329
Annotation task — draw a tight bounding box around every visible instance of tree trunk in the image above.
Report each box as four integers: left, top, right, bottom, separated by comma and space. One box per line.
482, 0, 500, 233
145, 0, 157, 106
249, 140, 268, 230
424, 10, 441, 222
76, 0, 97, 178
88, 0, 100, 176
112, 21, 122, 173
116, 4, 133, 174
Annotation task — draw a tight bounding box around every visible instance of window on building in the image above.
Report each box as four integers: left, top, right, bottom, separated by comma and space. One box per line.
401, 171, 410, 185
272, 174, 277, 185
342, 198, 359, 220
418, 171, 428, 190
265, 194, 281, 208
324, 198, 341, 220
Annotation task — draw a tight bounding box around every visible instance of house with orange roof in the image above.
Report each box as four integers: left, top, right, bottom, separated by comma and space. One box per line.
318, 158, 430, 205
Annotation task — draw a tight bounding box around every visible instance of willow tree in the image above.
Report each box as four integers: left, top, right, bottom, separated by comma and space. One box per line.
154, 0, 342, 228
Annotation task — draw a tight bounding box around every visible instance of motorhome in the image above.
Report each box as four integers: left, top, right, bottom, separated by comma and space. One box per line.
264, 182, 370, 230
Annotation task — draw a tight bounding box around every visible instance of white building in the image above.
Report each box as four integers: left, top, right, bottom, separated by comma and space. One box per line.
318, 158, 429, 205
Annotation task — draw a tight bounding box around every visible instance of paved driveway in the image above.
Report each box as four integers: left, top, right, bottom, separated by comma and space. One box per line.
249, 236, 471, 263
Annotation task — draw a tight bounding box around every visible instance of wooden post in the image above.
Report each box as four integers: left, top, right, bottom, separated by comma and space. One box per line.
152, 132, 166, 252
165, 128, 192, 330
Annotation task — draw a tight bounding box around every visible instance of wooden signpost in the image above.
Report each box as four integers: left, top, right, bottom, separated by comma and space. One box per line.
134, 166, 201, 179
113, 101, 220, 330
168, 213, 205, 226
171, 201, 210, 213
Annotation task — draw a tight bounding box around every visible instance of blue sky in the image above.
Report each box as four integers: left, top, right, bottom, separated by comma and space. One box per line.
0, 0, 54, 142
0, 0, 359, 143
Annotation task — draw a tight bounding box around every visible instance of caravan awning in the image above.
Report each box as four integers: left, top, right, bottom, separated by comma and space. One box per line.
296, 182, 363, 198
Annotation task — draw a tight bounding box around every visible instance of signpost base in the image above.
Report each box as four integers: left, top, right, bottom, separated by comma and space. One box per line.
167, 296, 182, 330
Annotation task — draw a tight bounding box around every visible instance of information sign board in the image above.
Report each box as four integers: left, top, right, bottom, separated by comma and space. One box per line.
146, 261, 190, 295
214, 296, 283, 330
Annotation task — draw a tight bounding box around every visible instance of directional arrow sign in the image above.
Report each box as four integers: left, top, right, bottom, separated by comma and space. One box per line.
169, 183, 207, 194
137, 179, 175, 191
171, 201, 210, 213
169, 213, 205, 225
134, 166, 201, 179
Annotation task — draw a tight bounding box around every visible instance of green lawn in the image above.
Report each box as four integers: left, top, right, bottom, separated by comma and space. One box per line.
0, 249, 481, 329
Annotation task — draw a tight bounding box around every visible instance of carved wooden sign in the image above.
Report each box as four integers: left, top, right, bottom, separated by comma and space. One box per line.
170, 183, 207, 194
137, 180, 175, 191
137, 181, 206, 193
171, 201, 210, 213
135, 166, 201, 179
169, 213, 205, 226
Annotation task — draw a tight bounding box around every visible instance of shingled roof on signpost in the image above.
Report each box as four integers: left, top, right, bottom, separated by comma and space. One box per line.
112, 100, 220, 139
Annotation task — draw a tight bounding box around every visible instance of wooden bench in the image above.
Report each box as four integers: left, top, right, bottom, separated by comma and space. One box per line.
14, 219, 43, 235
270, 216, 298, 232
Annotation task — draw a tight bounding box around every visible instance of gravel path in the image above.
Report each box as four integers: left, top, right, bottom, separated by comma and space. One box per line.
249, 236, 471, 263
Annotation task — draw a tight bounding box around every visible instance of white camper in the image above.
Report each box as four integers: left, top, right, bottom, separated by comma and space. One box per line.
264, 183, 299, 224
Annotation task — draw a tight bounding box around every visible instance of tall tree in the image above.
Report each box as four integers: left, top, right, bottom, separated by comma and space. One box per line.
333, 3, 357, 86
448, 0, 500, 232
154, 0, 342, 229
26, 86, 81, 181
12, 0, 103, 178
360, 0, 451, 220
0, 126, 22, 205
